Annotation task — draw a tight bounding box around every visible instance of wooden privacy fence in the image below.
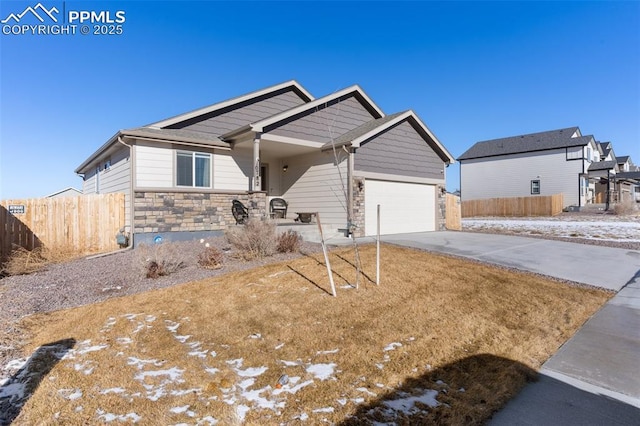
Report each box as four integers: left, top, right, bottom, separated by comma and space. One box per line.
445, 194, 462, 230
1, 193, 125, 264
462, 193, 564, 217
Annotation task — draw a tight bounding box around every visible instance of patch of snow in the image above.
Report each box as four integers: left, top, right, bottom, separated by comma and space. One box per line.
235, 404, 251, 422
165, 321, 180, 332
383, 342, 402, 352
312, 407, 334, 413
175, 335, 191, 343
170, 388, 201, 396
127, 357, 165, 369
316, 349, 339, 355
248, 333, 262, 339
197, 416, 218, 425
101, 387, 126, 395
356, 387, 377, 397
337, 398, 348, 406
0, 382, 25, 400
236, 366, 268, 378
275, 343, 285, 350
188, 350, 208, 358
205, 368, 220, 375
280, 360, 300, 367
96, 409, 142, 423
272, 379, 313, 395
122, 313, 141, 320
170, 405, 190, 414
382, 389, 440, 415
116, 337, 133, 345
58, 388, 82, 400
134, 367, 184, 382
4, 358, 27, 371
306, 363, 337, 381
294, 412, 309, 421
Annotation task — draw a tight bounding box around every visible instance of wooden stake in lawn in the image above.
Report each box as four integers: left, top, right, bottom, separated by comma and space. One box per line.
376, 204, 380, 285
316, 212, 337, 297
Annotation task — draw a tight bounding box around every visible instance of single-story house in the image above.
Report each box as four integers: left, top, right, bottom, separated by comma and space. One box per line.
458, 127, 601, 208
46, 187, 82, 198
75, 81, 454, 245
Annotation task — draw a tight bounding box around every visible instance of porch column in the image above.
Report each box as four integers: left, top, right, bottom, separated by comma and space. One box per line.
251, 132, 261, 191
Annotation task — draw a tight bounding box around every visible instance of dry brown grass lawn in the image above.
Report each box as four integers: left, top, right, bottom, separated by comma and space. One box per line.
12, 244, 610, 425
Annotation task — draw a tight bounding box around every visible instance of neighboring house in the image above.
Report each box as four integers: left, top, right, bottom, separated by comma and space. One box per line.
615, 156, 640, 203
46, 187, 82, 198
458, 127, 601, 208
75, 81, 455, 245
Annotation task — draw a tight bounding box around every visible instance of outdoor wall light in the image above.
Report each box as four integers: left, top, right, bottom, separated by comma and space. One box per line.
283, 165, 288, 172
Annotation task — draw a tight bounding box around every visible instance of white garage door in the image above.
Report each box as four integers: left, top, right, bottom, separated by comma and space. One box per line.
364, 180, 436, 235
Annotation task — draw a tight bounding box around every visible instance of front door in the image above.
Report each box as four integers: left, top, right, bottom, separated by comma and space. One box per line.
260, 164, 269, 193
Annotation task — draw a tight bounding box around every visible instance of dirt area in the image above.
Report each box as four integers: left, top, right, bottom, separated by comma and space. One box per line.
463, 212, 640, 250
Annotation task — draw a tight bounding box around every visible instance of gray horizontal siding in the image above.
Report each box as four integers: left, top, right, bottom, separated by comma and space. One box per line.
169, 90, 305, 136
101, 147, 130, 194
268, 95, 375, 142
354, 121, 444, 179
281, 151, 347, 230
460, 148, 583, 207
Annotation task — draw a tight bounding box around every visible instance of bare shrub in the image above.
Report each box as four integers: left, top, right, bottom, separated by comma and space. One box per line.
2, 246, 49, 276
2, 244, 84, 276
613, 199, 636, 216
134, 243, 186, 279
225, 219, 277, 260
277, 230, 301, 253
198, 245, 224, 270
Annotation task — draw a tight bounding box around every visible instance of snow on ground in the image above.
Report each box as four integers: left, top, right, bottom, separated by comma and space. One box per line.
464, 216, 640, 242
0, 312, 442, 424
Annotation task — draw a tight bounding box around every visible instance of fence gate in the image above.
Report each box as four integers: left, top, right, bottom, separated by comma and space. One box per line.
445, 194, 462, 230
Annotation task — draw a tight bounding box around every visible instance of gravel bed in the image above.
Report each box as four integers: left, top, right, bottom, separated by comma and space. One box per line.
0, 237, 323, 383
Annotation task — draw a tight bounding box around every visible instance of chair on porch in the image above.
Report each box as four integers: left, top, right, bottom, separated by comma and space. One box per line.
269, 198, 288, 219
232, 200, 249, 225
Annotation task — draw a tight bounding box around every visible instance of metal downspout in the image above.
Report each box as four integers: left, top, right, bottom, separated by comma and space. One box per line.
117, 136, 134, 248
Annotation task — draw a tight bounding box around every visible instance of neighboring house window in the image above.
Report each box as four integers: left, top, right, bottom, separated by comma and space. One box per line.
104, 159, 111, 171
586, 147, 592, 161
531, 180, 540, 195
177, 151, 211, 187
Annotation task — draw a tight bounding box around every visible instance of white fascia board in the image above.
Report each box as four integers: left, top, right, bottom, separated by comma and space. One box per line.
250, 85, 385, 133
148, 80, 314, 129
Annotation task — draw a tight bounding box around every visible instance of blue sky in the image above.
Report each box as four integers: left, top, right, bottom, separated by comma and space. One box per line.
1, 1, 638, 199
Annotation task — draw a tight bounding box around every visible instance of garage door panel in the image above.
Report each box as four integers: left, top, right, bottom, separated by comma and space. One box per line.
364, 180, 435, 235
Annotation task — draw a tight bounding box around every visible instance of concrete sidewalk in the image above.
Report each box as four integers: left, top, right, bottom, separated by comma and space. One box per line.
375, 231, 640, 424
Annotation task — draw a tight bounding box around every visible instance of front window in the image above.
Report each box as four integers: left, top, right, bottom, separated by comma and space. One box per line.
177, 151, 211, 188
531, 179, 540, 195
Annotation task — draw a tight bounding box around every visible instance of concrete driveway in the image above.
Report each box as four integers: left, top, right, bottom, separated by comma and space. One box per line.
373, 231, 640, 423
377, 231, 640, 291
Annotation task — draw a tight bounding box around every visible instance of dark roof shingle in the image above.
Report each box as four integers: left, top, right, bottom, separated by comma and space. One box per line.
458, 127, 591, 160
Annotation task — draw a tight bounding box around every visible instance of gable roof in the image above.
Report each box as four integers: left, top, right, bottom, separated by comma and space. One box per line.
322, 110, 455, 164
46, 187, 82, 197
458, 127, 592, 160
220, 85, 384, 140
149, 80, 314, 129
617, 155, 630, 164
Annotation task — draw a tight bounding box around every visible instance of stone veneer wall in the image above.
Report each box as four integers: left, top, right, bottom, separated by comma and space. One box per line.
437, 184, 446, 231
352, 177, 366, 237
133, 191, 266, 233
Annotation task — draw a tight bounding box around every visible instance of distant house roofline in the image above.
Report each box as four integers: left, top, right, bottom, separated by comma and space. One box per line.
457, 127, 594, 161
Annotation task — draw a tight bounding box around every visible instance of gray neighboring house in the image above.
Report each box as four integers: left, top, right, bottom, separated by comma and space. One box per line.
458, 127, 600, 208
46, 187, 82, 198
75, 81, 455, 245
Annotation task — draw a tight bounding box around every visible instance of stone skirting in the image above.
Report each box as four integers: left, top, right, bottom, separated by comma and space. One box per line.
133, 191, 266, 233
437, 184, 446, 231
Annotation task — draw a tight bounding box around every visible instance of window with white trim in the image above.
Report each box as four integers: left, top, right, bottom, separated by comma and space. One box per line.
177, 151, 211, 188
531, 179, 540, 195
